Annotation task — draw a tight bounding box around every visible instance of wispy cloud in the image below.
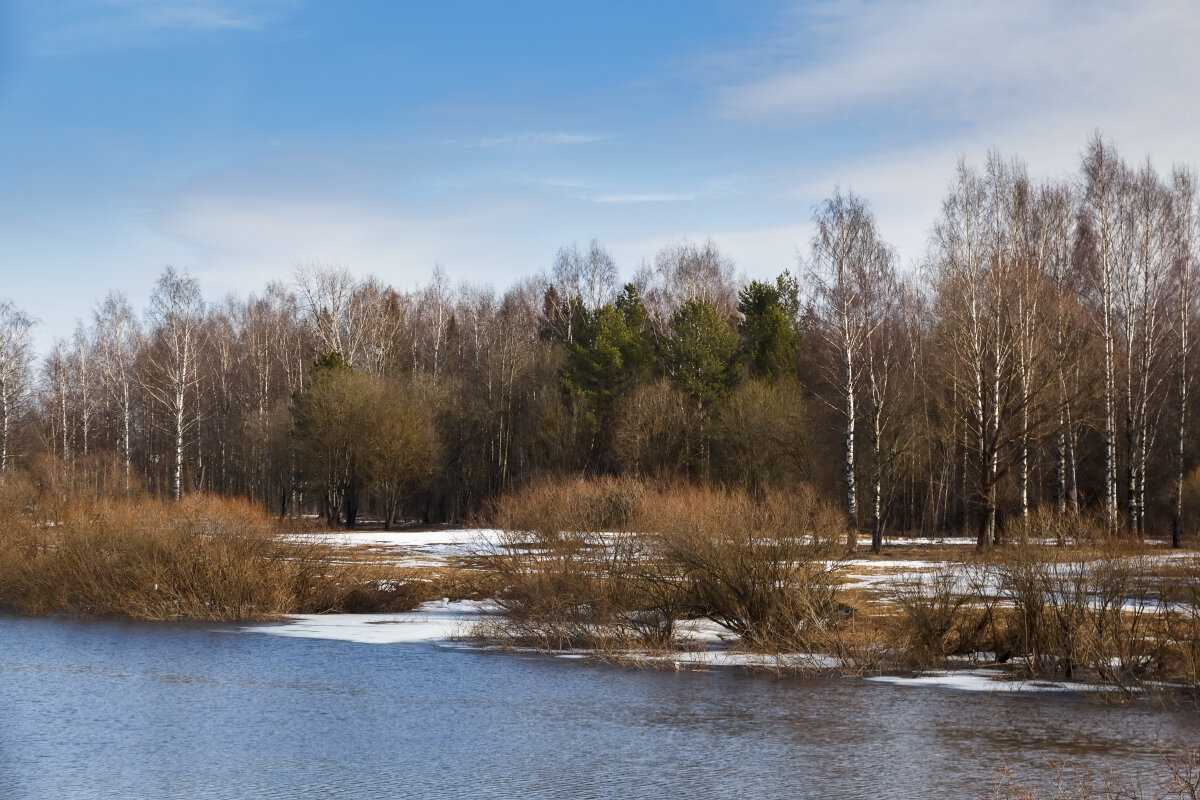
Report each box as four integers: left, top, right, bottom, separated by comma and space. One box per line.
94, 0, 296, 30
21, 0, 303, 54
590, 192, 696, 204
708, 0, 1200, 266
459, 132, 610, 149
719, 0, 1200, 129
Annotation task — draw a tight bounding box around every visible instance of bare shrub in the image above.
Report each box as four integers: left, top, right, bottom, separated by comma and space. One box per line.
891, 565, 991, 668
483, 478, 850, 655
0, 480, 413, 620
1156, 558, 1200, 692
1008, 506, 1109, 546
643, 484, 847, 652
995, 544, 1158, 689
985, 750, 1200, 800
485, 476, 668, 649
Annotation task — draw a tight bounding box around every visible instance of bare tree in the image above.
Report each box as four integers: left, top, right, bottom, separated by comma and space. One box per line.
1037, 183, 1086, 517
636, 239, 738, 332
932, 156, 1022, 549
1171, 167, 1198, 547
93, 292, 141, 485
295, 262, 367, 366
1082, 135, 1127, 532
1010, 174, 1074, 519
418, 265, 453, 374
143, 267, 205, 501
42, 340, 72, 464
0, 300, 34, 475
354, 278, 406, 376
553, 239, 619, 311
809, 188, 895, 548
70, 323, 94, 459
1113, 162, 1173, 536
862, 259, 907, 552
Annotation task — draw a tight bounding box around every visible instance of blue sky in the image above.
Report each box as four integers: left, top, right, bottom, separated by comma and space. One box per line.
2, 0, 1200, 349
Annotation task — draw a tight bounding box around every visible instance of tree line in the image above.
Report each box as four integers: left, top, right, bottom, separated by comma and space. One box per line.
0, 135, 1198, 547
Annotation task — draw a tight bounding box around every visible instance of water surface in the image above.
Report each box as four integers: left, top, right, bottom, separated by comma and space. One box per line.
1, 615, 1196, 799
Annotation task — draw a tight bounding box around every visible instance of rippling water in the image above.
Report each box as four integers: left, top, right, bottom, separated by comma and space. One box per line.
1, 615, 1196, 799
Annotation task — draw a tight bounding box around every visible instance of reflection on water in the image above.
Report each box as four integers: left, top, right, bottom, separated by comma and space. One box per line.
1, 615, 1196, 800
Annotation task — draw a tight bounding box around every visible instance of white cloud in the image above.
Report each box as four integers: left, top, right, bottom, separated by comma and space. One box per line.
20, 0, 302, 54
591, 193, 697, 204
713, 0, 1200, 266
459, 132, 610, 149
92, 0, 296, 30
145, 188, 562, 295
720, 0, 1200, 128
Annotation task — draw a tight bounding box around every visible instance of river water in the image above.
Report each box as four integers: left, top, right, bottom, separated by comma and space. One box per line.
1, 615, 1196, 799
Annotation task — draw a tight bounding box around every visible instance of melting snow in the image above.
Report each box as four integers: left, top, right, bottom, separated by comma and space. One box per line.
243, 599, 500, 645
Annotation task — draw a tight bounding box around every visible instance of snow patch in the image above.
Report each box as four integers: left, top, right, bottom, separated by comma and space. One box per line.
243, 599, 499, 645
867, 668, 1113, 694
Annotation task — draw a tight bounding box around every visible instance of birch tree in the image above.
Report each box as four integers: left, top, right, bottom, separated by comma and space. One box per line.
1037, 183, 1086, 517
1116, 163, 1173, 536
143, 267, 204, 501
0, 300, 34, 475
809, 189, 894, 548
71, 323, 94, 459
418, 265, 453, 374
295, 263, 367, 367
862, 256, 906, 552
553, 239, 619, 312
932, 156, 1023, 550
1010, 174, 1074, 519
1171, 167, 1198, 547
1082, 136, 1127, 532
42, 341, 72, 464
93, 293, 141, 486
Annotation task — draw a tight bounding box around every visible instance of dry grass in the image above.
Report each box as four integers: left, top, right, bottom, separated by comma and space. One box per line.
480, 479, 1200, 692
985, 750, 1200, 800
482, 477, 851, 655
0, 467, 425, 620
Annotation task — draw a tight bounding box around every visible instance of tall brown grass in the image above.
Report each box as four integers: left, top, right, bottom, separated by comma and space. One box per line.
0, 465, 417, 620
484, 477, 849, 654
484, 478, 1200, 692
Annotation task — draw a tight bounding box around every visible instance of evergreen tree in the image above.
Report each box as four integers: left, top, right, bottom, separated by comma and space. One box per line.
662, 298, 738, 408
737, 273, 799, 381
562, 284, 654, 464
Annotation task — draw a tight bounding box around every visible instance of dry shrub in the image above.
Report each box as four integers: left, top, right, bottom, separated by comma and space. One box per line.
891, 565, 993, 668
1008, 507, 1109, 546
486, 476, 664, 648
1156, 558, 1200, 692
995, 543, 1159, 689
484, 477, 850, 654
0, 476, 419, 620
492, 475, 645, 537
643, 484, 847, 652
986, 750, 1200, 800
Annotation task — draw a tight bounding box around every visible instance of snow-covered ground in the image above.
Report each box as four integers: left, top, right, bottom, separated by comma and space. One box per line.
250, 527, 1199, 694
243, 598, 501, 644
866, 668, 1115, 694
283, 528, 505, 567
242, 604, 1116, 693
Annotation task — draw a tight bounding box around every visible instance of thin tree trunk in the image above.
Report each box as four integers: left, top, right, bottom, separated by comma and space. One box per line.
174, 388, 184, 502
844, 342, 858, 548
